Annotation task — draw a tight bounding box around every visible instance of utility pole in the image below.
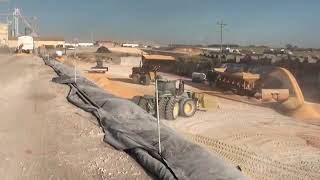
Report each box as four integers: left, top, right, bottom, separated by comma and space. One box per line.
91, 32, 94, 43
217, 20, 227, 53
73, 38, 79, 83
155, 79, 161, 154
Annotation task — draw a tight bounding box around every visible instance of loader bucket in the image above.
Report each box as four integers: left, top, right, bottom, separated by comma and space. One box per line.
193, 92, 206, 109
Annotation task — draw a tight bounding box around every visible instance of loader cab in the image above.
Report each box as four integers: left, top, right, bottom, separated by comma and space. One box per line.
130, 64, 160, 85
157, 79, 185, 97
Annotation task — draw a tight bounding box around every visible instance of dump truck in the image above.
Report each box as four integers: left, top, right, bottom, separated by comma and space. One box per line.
215, 70, 260, 96
132, 79, 205, 120
207, 64, 292, 103
206, 64, 260, 96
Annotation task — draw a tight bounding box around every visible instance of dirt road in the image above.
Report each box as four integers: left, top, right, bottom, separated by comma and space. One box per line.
0, 55, 150, 180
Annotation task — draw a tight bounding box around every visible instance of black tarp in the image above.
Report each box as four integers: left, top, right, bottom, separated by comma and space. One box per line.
44, 57, 247, 180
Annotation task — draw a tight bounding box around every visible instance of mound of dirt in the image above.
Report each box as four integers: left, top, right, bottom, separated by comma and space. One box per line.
109, 47, 143, 55
55, 57, 65, 63
85, 73, 153, 99
271, 68, 320, 122
258, 67, 320, 122
278, 97, 302, 112
260, 67, 305, 109
289, 104, 320, 121
85, 73, 110, 87
260, 68, 304, 102
96, 46, 111, 53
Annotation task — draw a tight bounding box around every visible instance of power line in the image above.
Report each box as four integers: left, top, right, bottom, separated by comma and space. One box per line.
217, 20, 227, 52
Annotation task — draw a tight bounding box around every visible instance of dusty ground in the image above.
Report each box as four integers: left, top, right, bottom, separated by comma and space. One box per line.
67, 56, 320, 179
0, 54, 150, 180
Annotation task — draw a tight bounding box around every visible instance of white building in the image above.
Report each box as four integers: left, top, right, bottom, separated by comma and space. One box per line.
201, 47, 221, 52
122, 43, 139, 48
78, 42, 94, 47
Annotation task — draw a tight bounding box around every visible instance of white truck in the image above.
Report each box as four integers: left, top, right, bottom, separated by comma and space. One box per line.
17, 36, 34, 53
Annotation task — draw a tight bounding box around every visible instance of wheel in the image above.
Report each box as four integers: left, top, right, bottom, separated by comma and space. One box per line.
158, 98, 169, 119
165, 97, 180, 120
142, 75, 151, 85
138, 97, 155, 115
131, 96, 141, 105
156, 75, 164, 80
179, 98, 196, 117
132, 74, 140, 84
209, 81, 213, 87
138, 98, 149, 111
132, 74, 141, 84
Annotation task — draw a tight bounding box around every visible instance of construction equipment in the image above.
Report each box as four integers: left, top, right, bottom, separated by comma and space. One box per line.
130, 64, 160, 85
15, 36, 34, 54
208, 65, 295, 105
211, 66, 260, 96
132, 79, 206, 120
54, 50, 64, 62
260, 89, 290, 102
192, 72, 207, 83
216, 71, 260, 96
88, 59, 108, 73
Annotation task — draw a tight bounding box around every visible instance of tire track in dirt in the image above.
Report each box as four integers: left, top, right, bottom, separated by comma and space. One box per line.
182, 131, 320, 180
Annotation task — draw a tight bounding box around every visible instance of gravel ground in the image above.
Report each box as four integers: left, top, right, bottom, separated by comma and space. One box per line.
0, 54, 150, 180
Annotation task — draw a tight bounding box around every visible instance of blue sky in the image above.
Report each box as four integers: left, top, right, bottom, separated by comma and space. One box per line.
1, 0, 319, 47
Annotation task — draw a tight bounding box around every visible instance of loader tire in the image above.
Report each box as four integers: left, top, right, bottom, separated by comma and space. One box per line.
131, 96, 141, 105
156, 75, 164, 80
138, 98, 149, 112
158, 98, 169, 119
179, 98, 196, 117
132, 74, 140, 84
165, 97, 180, 120
142, 75, 151, 85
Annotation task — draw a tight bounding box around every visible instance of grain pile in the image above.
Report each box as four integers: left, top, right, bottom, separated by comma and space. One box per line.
85, 73, 153, 99
260, 67, 320, 121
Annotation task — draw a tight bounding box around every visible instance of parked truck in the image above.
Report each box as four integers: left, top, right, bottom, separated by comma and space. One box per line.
16, 36, 34, 54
